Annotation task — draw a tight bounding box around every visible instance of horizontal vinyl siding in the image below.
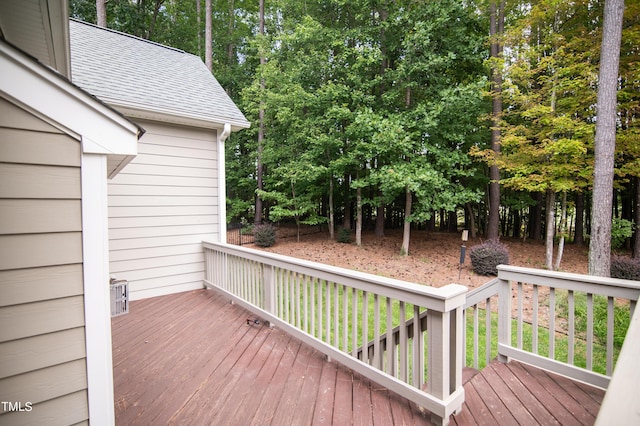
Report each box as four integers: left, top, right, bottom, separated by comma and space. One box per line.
0, 390, 88, 426
0, 264, 84, 307
108, 121, 219, 299
0, 199, 82, 234
0, 99, 88, 424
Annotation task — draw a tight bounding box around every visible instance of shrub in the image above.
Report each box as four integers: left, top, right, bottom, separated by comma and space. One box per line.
337, 228, 351, 244
469, 239, 510, 276
611, 218, 634, 250
610, 255, 640, 281
254, 224, 276, 247
240, 225, 254, 235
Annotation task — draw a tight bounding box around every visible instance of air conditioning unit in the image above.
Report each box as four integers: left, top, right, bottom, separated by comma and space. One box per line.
110, 279, 129, 317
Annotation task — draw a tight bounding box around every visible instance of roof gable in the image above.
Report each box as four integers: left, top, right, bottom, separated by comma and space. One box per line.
69, 19, 249, 131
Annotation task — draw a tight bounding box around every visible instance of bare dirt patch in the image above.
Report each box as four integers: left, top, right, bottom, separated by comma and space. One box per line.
252, 227, 589, 291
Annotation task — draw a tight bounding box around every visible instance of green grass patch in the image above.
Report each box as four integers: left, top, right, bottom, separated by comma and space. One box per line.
274, 277, 632, 377
464, 303, 629, 374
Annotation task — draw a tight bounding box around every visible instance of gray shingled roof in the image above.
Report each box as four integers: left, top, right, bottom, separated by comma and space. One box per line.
69, 19, 249, 130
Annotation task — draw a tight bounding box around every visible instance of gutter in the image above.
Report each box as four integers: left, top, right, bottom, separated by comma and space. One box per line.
219, 122, 231, 142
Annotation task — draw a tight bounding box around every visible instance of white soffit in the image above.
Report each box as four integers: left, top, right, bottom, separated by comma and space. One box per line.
0, 0, 71, 78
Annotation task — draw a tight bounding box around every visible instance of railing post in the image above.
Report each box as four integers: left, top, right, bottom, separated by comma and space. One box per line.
263, 264, 276, 326
497, 274, 511, 363
427, 309, 449, 397
427, 301, 465, 425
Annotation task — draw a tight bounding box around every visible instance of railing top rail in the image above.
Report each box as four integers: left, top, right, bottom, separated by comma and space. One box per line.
203, 240, 468, 312
497, 265, 640, 298
464, 277, 500, 308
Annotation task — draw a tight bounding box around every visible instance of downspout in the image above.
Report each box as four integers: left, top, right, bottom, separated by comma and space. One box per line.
217, 123, 231, 243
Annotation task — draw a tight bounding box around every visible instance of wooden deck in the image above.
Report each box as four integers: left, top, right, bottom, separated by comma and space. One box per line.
112, 289, 605, 425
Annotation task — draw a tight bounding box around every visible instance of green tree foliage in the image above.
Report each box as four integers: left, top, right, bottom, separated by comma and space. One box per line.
69, 0, 640, 263
237, 0, 487, 253
472, 0, 637, 269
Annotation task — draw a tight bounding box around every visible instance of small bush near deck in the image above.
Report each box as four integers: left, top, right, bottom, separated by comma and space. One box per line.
254, 224, 276, 247
337, 228, 351, 244
469, 239, 509, 276
610, 255, 640, 281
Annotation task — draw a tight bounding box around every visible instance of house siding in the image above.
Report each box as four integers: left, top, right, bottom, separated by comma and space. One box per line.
108, 120, 218, 300
0, 98, 89, 424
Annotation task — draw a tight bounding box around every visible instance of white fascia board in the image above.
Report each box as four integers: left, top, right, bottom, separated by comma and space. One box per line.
108, 101, 251, 132
0, 40, 140, 156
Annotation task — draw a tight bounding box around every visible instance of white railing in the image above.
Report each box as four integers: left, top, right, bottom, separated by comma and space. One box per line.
203, 241, 467, 425
481, 265, 639, 389
463, 277, 500, 369
203, 241, 640, 421
596, 299, 640, 424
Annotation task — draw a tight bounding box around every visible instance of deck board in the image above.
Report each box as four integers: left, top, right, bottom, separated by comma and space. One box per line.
112, 289, 605, 425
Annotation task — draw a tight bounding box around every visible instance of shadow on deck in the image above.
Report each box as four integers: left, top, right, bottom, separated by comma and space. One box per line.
112, 289, 604, 425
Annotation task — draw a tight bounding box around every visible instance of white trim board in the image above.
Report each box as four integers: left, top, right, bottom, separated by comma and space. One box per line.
81, 154, 116, 425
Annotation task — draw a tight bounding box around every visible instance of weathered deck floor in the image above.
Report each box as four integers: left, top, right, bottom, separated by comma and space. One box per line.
112, 289, 604, 425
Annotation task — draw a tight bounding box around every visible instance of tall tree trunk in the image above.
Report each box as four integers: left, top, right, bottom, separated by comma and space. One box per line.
545, 189, 556, 270
196, 0, 202, 59
633, 176, 639, 258
487, 1, 504, 240
448, 211, 458, 233
254, 0, 266, 226
356, 185, 362, 246
401, 188, 412, 256
465, 203, 477, 238
146, 0, 163, 40
205, 0, 212, 72
226, 0, 236, 95
329, 178, 335, 240
574, 192, 585, 245
531, 192, 543, 240
589, 0, 624, 276
96, 0, 106, 27
513, 208, 521, 239
228, 0, 235, 66
622, 181, 633, 250
343, 172, 351, 230
554, 191, 568, 270
375, 190, 385, 238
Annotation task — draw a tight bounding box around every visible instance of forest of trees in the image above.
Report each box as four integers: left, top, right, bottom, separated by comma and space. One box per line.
71, 0, 639, 273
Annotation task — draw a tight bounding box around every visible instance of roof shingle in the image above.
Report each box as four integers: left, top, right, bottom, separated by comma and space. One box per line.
69, 19, 249, 130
